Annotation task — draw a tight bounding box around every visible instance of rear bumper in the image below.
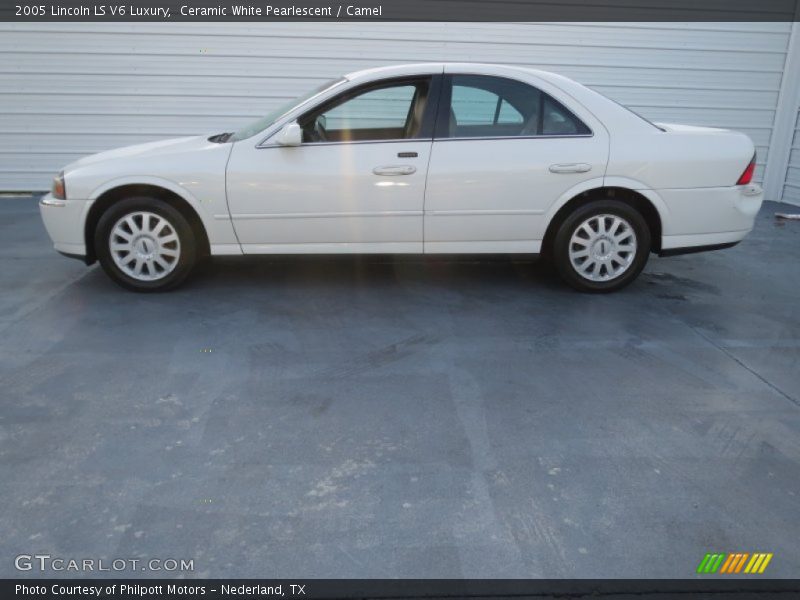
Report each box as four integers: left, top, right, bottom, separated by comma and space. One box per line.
39, 193, 89, 259
659, 183, 763, 252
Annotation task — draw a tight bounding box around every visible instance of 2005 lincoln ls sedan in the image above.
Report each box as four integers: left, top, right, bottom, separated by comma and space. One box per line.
40, 63, 764, 292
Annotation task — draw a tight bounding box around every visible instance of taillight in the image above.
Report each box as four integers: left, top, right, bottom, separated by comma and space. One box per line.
737, 154, 756, 185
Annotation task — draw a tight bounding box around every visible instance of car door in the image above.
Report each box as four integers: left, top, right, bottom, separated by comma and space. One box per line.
225, 76, 438, 254
424, 71, 609, 253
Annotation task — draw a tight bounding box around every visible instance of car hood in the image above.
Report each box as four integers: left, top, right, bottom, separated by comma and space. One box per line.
65, 135, 213, 171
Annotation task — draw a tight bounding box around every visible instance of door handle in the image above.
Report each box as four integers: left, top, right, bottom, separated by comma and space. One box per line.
549, 163, 592, 174
373, 165, 417, 176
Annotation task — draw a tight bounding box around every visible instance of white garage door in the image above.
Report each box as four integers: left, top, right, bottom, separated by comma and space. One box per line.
784, 108, 800, 205
0, 22, 793, 191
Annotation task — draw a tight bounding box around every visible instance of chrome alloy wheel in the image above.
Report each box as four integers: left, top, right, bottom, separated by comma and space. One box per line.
109, 211, 181, 281
568, 214, 637, 282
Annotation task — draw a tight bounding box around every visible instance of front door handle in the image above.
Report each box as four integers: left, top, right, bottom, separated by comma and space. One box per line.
549, 163, 592, 174
373, 165, 416, 176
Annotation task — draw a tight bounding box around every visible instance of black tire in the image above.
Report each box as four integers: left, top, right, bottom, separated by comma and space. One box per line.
552, 200, 650, 293
95, 196, 197, 292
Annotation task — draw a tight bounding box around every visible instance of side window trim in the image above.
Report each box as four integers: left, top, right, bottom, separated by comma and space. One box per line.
492, 97, 502, 125
433, 73, 593, 141
294, 74, 443, 145
434, 75, 454, 139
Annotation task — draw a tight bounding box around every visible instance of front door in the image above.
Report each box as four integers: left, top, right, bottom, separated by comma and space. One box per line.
226, 76, 436, 254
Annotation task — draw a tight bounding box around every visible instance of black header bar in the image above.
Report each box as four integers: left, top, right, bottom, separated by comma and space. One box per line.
2, 0, 800, 22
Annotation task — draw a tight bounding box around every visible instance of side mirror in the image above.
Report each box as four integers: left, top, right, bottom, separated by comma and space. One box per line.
273, 121, 302, 147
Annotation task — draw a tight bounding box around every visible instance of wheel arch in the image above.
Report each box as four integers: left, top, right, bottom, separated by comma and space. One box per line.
84, 181, 210, 263
542, 183, 665, 256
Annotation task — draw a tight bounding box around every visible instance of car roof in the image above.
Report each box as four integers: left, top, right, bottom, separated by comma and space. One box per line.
339, 63, 652, 135
344, 62, 563, 84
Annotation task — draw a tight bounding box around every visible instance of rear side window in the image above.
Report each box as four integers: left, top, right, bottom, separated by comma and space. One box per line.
439, 74, 590, 139
541, 95, 590, 135
450, 84, 525, 126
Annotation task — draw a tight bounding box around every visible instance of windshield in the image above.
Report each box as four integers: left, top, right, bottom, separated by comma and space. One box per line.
230, 77, 346, 141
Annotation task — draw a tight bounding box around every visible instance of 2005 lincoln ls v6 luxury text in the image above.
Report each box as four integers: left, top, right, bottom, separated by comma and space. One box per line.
39, 63, 764, 292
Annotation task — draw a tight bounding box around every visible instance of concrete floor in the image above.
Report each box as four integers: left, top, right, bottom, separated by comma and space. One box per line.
0, 196, 799, 579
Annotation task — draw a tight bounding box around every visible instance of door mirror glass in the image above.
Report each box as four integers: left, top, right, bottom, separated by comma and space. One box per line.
274, 121, 303, 146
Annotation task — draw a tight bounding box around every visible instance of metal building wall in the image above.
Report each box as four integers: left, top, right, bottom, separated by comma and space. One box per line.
0, 22, 793, 191
784, 108, 800, 204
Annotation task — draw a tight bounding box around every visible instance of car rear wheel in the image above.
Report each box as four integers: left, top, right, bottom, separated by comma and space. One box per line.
553, 200, 650, 293
95, 197, 196, 292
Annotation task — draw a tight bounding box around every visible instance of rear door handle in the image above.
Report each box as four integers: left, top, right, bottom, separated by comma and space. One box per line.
373, 165, 416, 176
549, 163, 592, 174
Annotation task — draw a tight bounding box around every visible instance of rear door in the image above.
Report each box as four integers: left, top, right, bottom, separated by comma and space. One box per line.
424, 70, 609, 253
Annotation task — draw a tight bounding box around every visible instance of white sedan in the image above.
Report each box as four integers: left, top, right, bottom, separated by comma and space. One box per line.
40, 63, 763, 292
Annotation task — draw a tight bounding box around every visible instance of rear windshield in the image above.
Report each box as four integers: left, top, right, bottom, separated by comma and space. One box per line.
596, 91, 665, 131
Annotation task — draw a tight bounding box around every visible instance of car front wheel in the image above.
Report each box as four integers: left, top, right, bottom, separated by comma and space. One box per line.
553, 200, 650, 293
95, 197, 197, 292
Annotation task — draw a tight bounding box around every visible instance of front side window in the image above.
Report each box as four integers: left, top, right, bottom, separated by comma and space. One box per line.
440, 75, 590, 138
231, 77, 346, 142
300, 78, 431, 143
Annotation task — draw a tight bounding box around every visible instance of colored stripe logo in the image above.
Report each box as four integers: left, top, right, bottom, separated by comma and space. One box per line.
697, 552, 773, 574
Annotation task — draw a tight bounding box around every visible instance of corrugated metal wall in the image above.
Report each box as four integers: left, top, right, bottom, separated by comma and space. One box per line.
0, 22, 793, 191
784, 108, 800, 205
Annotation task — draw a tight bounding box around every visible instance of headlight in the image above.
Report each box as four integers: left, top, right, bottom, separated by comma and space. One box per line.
52, 171, 66, 200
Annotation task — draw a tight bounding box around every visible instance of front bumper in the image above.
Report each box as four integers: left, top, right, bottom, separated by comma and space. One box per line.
39, 193, 90, 259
